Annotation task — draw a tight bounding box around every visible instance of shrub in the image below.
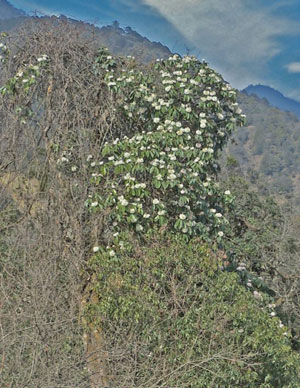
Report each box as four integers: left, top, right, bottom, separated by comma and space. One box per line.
85, 231, 300, 388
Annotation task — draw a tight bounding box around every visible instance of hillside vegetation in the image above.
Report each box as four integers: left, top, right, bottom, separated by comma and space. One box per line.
0, 19, 300, 388
226, 92, 300, 206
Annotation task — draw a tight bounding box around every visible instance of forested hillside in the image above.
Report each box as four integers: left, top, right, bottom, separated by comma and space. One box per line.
1, 17, 300, 388
226, 92, 300, 206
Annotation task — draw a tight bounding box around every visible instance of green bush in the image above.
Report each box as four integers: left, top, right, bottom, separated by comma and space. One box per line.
85, 232, 300, 388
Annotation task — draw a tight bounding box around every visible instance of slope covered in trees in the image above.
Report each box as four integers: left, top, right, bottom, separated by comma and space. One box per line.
226, 92, 300, 206
0, 18, 300, 387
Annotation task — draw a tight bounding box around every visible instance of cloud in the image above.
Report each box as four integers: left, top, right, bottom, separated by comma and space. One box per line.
141, 0, 300, 88
285, 62, 300, 73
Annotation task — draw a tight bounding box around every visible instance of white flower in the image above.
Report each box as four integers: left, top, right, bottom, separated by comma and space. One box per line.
216, 213, 222, 218
210, 208, 216, 213
153, 117, 160, 123
93, 246, 100, 253
129, 208, 135, 213
200, 119, 207, 128
120, 199, 129, 206
136, 224, 144, 232
136, 158, 144, 164
270, 311, 276, 317
158, 210, 166, 216
190, 79, 198, 85
153, 199, 160, 205
225, 190, 231, 195
165, 85, 172, 92
109, 250, 116, 257
91, 201, 98, 207
71, 166, 77, 172
218, 231, 224, 237
185, 106, 192, 113
179, 214, 186, 220
143, 213, 150, 218
184, 89, 191, 95
253, 291, 262, 300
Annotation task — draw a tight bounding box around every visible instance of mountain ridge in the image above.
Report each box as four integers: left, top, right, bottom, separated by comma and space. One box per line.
242, 84, 300, 119
0, 0, 25, 19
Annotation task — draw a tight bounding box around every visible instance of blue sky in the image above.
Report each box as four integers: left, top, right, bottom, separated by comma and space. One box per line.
8, 0, 300, 101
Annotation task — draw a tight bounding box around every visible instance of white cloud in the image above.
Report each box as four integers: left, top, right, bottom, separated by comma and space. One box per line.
285, 62, 300, 73
141, 0, 300, 88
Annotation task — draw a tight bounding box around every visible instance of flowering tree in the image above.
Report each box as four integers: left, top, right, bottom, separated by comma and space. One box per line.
86, 50, 245, 258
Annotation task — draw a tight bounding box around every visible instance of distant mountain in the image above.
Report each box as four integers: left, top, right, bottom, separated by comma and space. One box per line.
242, 84, 300, 119
0, 0, 25, 19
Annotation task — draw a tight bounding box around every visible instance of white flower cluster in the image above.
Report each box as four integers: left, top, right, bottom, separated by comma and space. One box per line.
0, 53, 49, 96
0, 42, 9, 63
87, 51, 245, 240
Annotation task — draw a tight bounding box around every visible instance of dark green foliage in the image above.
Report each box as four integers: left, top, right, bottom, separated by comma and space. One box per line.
86, 232, 300, 388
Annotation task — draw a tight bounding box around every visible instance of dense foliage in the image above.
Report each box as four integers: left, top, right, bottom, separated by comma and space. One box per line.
85, 232, 300, 388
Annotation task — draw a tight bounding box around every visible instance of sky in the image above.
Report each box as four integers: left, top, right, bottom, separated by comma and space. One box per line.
8, 0, 300, 101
